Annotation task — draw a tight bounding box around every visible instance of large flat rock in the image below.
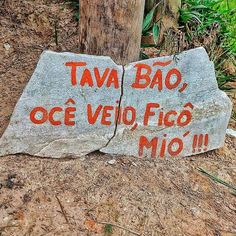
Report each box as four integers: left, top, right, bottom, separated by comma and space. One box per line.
0, 47, 232, 158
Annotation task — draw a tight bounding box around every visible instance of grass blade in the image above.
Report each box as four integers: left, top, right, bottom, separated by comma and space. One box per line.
153, 23, 159, 44
198, 167, 236, 192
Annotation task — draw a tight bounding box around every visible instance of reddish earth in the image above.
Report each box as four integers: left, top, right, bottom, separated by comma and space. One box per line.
0, 1, 235, 235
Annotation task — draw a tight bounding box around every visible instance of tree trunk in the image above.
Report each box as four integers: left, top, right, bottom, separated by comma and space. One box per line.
78, 0, 145, 65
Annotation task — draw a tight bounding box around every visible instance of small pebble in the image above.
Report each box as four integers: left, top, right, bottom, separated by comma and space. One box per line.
107, 159, 116, 165
4, 43, 11, 51
132, 162, 137, 167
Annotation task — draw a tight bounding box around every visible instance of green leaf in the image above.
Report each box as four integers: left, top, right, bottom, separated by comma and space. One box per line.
142, 6, 156, 33
73, 12, 80, 21
71, 2, 80, 9
140, 52, 149, 60
104, 224, 113, 234
191, 5, 209, 10
141, 43, 156, 48
153, 23, 159, 44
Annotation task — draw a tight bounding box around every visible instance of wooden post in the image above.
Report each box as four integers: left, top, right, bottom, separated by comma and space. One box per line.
78, 0, 145, 65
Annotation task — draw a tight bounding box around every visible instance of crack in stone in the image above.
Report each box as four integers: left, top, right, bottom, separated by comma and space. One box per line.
101, 65, 125, 149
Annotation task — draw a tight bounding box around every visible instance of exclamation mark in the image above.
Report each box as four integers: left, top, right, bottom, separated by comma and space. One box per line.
203, 134, 209, 151
198, 134, 204, 152
192, 135, 198, 153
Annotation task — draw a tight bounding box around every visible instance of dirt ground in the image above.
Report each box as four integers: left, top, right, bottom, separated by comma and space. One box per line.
0, 1, 236, 235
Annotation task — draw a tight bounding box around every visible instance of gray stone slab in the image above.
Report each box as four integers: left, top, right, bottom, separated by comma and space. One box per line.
0, 47, 232, 158
101, 47, 232, 158
0, 51, 123, 158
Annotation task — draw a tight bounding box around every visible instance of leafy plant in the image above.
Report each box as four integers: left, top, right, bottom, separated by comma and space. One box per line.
65, 0, 80, 20
143, 5, 158, 34
104, 224, 113, 235
140, 51, 150, 60
152, 23, 160, 44
141, 0, 235, 91
232, 111, 236, 121
179, 0, 236, 51
142, 3, 160, 48
179, 0, 236, 90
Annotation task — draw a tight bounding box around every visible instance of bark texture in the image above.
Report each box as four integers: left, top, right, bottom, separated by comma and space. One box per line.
78, 0, 145, 65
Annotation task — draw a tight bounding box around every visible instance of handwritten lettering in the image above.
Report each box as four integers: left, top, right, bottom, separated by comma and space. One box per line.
30, 104, 76, 126
65, 62, 120, 89
87, 104, 137, 126
143, 103, 193, 127
131, 63, 187, 93
139, 135, 185, 158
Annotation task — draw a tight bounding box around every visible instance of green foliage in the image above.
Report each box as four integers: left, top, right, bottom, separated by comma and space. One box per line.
141, 0, 235, 90
232, 111, 236, 122
142, 4, 159, 45
152, 23, 160, 44
140, 52, 150, 60
179, 0, 236, 90
179, 0, 236, 52
142, 6, 157, 34
73, 12, 80, 20
65, 0, 80, 20
179, 6, 203, 25
104, 224, 113, 235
